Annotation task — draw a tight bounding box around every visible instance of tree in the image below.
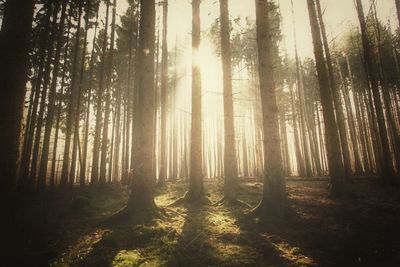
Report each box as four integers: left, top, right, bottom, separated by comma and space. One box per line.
355, 0, 396, 184
252, 0, 286, 215
307, 0, 346, 196
0, 0, 35, 193
187, 0, 204, 201
91, 0, 111, 185
37, 0, 68, 189
219, 0, 238, 200
60, 0, 84, 188
125, 0, 157, 215
315, 0, 352, 179
159, 0, 169, 186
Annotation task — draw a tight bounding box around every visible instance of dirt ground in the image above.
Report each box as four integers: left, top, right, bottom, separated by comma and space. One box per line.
7, 178, 400, 266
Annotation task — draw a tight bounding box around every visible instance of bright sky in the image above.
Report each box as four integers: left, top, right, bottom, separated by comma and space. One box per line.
116, 0, 399, 59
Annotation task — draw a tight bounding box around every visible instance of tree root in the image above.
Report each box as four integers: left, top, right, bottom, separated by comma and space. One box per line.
213, 196, 252, 209
168, 191, 211, 207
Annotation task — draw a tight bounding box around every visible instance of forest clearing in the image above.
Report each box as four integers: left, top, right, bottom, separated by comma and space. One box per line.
2, 0, 400, 266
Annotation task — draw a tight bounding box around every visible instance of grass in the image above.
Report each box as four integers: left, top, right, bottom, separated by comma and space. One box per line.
7, 178, 400, 266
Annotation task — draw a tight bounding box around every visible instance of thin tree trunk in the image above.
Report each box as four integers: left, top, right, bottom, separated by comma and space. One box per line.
91, 0, 110, 185
307, 0, 346, 196
80, 3, 99, 186
38, 0, 67, 189
159, 0, 169, 185
220, 0, 238, 198
100, 0, 117, 184
60, 1, 83, 188
355, 0, 396, 183
187, 0, 204, 200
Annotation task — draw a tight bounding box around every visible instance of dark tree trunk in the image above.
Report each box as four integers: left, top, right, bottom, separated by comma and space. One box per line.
19, 1, 52, 189
100, 0, 117, 184
253, 0, 286, 214
81, 3, 99, 186
126, 0, 157, 215
355, 0, 396, 183
315, 0, 352, 179
0, 0, 34, 194
38, 0, 67, 189
31, 0, 61, 186
307, 0, 346, 196
91, 0, 110, 185
60, 1, 83, 188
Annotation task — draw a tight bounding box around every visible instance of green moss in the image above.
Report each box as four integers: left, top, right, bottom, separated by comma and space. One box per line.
112, 250, 142, 267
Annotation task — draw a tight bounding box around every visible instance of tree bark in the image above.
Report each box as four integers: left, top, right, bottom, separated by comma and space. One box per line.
307, 0, 346, 196
187, 0, 204, 200
0, 0, 34, 194
219, 0, 238, 198
253, 0, 286, 214
126, 0, 157, 214
159, 0, 169, 185
38, 0, 67, 189
355, 0, 396, 183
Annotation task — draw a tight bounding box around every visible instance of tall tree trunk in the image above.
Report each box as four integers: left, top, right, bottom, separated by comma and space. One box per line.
50, 16, 72, 189
188, 0, 204, 200
19, 1, 52, 189
355, 0, 396, 183
220, 0, 238, 199
100, 0, 117, 184
0, 0, 34, 194
126, 0, 157, 214
31, 0, 61, 186
253, 0, 286, 214
38, 0, 67, 189
159, 0, 169, 186
60, 1, 83, 188
396, 0, 400, 28
91, 0, 110, 185
315, 0, 352, 179
81, 3, 99, 186
307, 0, 346, 196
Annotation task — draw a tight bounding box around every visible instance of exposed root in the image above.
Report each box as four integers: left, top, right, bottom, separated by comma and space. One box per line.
213, 196, 252, 209
101, 204, 162, 226
168, 191, 211, 207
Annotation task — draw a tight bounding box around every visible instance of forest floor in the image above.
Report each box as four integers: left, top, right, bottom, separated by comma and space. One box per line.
8, 178, 400, 267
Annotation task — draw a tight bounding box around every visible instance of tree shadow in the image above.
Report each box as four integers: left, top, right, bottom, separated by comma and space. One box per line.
166, 202, 221, 266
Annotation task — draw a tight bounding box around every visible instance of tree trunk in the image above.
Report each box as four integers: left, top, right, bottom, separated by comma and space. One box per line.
187, 0, 204, 200
253, 0, 286, 214
315, 0, 352, 179
219, 0, 238, 198
60, 1, 83, 188
0, 0, 34, 194
355, 0, 396, 183
91, 0, 110, 185
38, 0, 67, 189
19, 1, 52, 189
159, 0, 169, 185
126, 0, 157, 215
80, 3, 99, 186
100, 0, 117, 184
307, 0, 346, 196
31, 0, 61, 186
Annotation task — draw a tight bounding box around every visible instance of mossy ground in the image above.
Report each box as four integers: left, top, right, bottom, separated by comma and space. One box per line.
7, 178, 400, 266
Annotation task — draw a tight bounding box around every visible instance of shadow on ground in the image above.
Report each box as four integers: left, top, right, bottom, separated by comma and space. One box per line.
8, 179, 400, 267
